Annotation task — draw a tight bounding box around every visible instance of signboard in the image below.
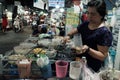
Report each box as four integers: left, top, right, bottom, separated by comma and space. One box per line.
34, 0, 44, 9
48, 0, 65, 7
65, 8, 80, 35
66, 8, 80, 27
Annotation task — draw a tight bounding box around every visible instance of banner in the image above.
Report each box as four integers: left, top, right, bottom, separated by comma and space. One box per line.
48, 0, 65, 7
34, 0, 45, 9
66, 8, 80, 27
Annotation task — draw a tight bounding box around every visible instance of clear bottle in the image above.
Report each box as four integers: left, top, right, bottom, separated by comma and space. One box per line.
82, 56, 87, 65
79, 56, 87, 80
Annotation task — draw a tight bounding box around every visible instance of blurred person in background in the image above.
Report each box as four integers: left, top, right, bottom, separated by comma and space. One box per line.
13, 14, 23, 32
48, 23, 60, 36
2, 13, 8, 33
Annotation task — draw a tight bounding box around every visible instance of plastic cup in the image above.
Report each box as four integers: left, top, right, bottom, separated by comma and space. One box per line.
55, 60, 68, 78
69, 61, 82, 80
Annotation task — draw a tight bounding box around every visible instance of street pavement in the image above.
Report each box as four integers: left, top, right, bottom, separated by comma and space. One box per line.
0, 26, 32, 55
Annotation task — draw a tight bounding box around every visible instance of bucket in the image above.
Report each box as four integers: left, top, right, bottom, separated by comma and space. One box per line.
55, 60, 68, 78
40, 63, 52, 78
69, 61, 82, 80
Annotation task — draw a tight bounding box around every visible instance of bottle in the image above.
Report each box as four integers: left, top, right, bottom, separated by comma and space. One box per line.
79, 56, 87, 80
82, 56, 87, 65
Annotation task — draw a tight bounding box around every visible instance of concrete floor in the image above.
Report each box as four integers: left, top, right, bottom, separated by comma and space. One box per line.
0, 26, 32, 55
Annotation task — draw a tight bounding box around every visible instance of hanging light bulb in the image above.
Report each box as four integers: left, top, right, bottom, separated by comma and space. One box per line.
51, 9, 55, 13
60, 8, 64, 13
55, 5, 60, 9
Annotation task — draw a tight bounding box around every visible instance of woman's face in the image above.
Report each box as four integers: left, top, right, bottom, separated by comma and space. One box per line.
87, 7, 102, 24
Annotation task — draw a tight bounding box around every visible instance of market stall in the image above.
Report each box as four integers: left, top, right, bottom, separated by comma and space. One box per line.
0, 35, 74, 79
0, 34, 120, 80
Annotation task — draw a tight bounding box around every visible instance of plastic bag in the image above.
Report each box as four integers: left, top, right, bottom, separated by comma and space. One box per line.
73, 33, 83, 47
80, 57, 100, 80
82, 65, 95, 80
36, 54, 49, 68
36, 54, 52, 78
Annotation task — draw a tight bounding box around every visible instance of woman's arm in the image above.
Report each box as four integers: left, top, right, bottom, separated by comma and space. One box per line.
63, 28, 78, 43
67, 28, 78, 36
77, 45, 109, 61
87, 45, 109, 61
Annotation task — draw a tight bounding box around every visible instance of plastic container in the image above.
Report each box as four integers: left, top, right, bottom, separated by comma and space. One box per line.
40, 63, 52, 78
9, 64, 18, 75
16, 59, 32, 78
69, 61, 82, 80
13, 46, 31, 55
73, 33, 82, 47
55, 60, 68, 78
20, 42, 36, 48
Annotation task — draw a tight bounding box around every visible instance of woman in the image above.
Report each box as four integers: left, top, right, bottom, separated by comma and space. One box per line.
2, 13, 8, 32
64, 0, 113, 72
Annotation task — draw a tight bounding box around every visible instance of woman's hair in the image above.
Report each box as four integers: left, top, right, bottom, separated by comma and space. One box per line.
87, 0, 107, 21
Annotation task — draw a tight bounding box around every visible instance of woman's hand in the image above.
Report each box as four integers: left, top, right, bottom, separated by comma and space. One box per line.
75, 45, 89, 54
81, 45, 89, 53
62, 36, 70, 44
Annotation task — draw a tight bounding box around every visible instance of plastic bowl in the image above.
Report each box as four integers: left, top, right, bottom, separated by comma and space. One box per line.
14, 46, 31, 55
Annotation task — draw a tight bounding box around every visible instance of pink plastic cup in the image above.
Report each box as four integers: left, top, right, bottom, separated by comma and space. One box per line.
55, 60, 68, 78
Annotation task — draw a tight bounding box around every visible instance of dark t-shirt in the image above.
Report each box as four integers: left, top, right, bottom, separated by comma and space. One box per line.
77, 21, 113, 72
